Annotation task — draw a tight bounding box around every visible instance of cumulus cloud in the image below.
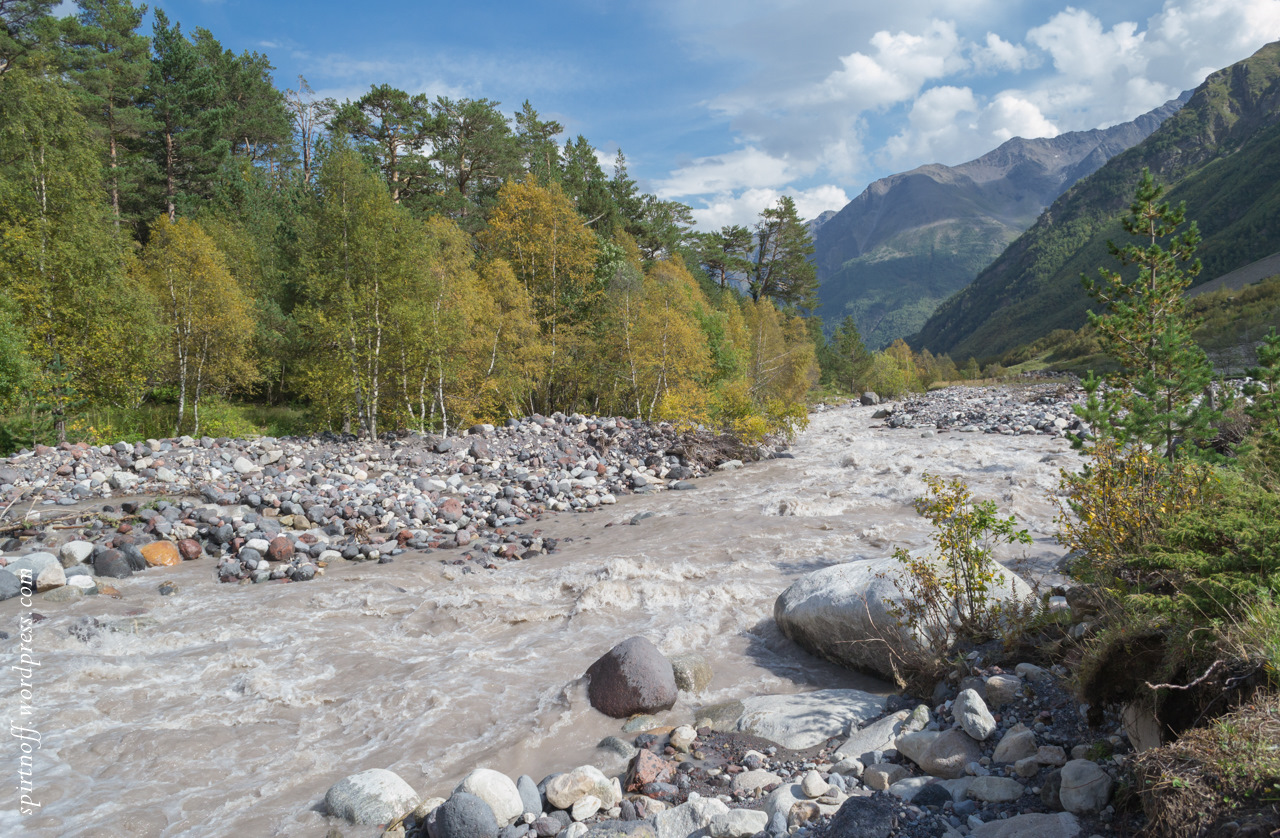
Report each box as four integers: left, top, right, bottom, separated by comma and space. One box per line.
655, 0, 1280, 229
813, 20, 968, 109
690, 185, 851, 230
654, 147, 801, 200
880, 87, 1058, 168
971, 33, 1035, 74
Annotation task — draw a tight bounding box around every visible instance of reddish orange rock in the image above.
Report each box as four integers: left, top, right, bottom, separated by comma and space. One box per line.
140, 540, 181, 567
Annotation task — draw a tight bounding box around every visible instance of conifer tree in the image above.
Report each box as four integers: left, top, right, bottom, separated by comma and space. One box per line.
1078, 169, 1217, 457
751, 196, 817, 308
143, 10, 231, 221
62, 0, 153, 227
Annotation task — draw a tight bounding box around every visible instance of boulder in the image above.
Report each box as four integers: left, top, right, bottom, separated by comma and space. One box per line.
325, 768, 421, 826
816, 795, 897, 838
699, 690, 884, 750
516, 774, 542, 817
860, 392, 880, 406
774, 556, 1032, 679
967, 776, 1026, 803
669, 653, 713, 692
59, 541, 95, 566
93, 549, 133, 579
428, 791, 500, 838
971, 812, 1081, 838
835, 710, 910, 762
863, 764, 909, 790
1122, 702, 1163, 753
1059, 760, 1112, 814
651, 794, 728, 838
709, 809, 769, 838
896, 729, 982, 779
140, 541, 181, 567
585, 637, 677, 718
984, 674, 1023, 707
35, 562, 66, 592
625, 750, 673, 792
993, 725, 1038, 764
0, 569, 23, 601
544, 765, 617, 811
730, 769, 781, 795
455, 768, 523, 826
953, 689, 997, 741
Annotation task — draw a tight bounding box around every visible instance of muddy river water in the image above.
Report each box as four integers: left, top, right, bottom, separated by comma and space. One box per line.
2, 405, 1080, 837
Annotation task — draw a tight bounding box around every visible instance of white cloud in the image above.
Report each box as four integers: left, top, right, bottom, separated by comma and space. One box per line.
1028, 9, 1148, 82
690, 185, 851, 230
654, 147, 800, 200
813, 20, 968, 109
980, 93, 1059, 142
880, 86, 1059, 168
656, 0, 1280, 231
971, 33, 1035, 74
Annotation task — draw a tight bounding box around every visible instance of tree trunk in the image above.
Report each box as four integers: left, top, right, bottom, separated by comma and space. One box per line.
165, 129, 177, 222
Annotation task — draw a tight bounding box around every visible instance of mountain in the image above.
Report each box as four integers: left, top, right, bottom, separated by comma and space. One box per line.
812, 94, 1189, 349
915, 40, 1280, 361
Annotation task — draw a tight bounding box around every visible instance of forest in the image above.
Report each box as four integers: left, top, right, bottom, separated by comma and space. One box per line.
0, 0, 865, 452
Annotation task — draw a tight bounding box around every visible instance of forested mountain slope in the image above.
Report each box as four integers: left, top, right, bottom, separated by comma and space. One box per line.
915, 40, 1280, 360
812, 94, 1188, 348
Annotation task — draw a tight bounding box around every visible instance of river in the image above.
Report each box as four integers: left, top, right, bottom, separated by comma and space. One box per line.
1, 404, 1078, 837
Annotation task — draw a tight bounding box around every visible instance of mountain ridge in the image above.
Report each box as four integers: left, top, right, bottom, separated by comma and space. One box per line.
913, 40, 1280, 360
812, 93, 1189, 348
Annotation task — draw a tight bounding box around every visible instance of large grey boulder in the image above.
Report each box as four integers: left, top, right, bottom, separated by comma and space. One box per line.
651, 794, 729, 838
774, 555, 1034, 680
699, 690, 884, 750
1059, 760, 1113, 814
325, 768, 421, 826
428, 791, 500, 838
0, 569, 22, 601
835, 710, 910, 762
585, 637, 677, 718
896, 729, 982, 779
669, 653, 713, 692
953, 688, 997, 741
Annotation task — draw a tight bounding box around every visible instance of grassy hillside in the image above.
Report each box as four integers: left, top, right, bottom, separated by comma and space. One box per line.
916, 41, 1280, 361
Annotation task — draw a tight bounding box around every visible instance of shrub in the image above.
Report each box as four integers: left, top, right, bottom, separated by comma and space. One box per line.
1055, 441, 1215, 590
887, 474, 1034, 656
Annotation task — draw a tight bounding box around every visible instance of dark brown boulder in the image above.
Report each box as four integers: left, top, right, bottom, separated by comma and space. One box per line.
585, 636, 677, 718
267, 536, 294, 562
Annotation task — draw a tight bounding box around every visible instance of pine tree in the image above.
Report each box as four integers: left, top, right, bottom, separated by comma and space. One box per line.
1078, 169, 1218, 457
328, 84, 432, 205
143, 10, 230, 221
62, 0, 154, 228
751, 196, 817, 309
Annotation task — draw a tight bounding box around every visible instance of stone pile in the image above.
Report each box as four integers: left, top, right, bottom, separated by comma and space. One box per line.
0, 414, 764, 601
870, 383, 1089, 439
324, 656, 1131, 838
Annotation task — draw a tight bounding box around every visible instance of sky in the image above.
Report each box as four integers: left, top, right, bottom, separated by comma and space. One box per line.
57, 0, 1280, 229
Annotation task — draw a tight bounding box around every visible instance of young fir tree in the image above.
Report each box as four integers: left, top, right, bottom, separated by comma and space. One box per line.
1078, 169, 1218, 458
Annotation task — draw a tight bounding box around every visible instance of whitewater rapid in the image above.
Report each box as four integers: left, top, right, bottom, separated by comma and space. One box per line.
1, 404, 1079, 837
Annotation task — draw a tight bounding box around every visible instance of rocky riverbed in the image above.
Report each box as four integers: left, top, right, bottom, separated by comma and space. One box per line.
0, 415, 765, 600
0, 383, 1107, 837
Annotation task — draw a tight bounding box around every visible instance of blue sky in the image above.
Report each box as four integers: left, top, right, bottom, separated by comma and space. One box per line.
60, 1, 1280, 228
